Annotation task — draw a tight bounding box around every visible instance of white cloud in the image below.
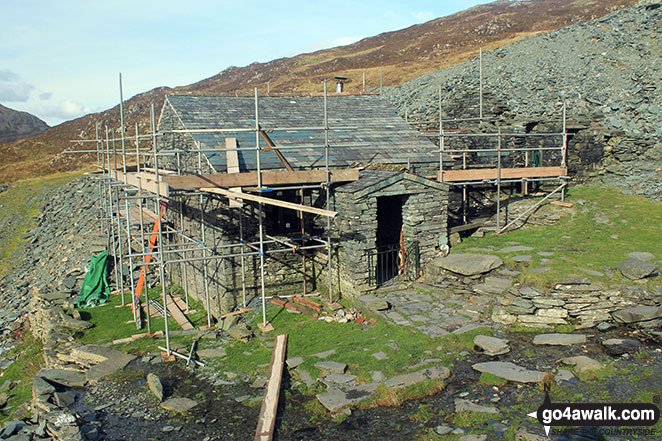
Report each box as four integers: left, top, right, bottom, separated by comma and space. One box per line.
39, 92, 52, 100
411, 11, 436, 23
0, 70, 34, 102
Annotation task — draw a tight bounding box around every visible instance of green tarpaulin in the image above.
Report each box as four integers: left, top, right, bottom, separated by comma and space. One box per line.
77, 250, 111, 308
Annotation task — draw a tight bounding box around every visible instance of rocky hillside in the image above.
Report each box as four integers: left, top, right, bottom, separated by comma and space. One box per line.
0, 104, 49, 144
0, 0, 637, 184
384, 2, 661, 200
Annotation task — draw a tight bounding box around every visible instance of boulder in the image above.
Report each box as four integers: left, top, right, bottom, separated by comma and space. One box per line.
612, 305, 662, 324
383, 365, 450, 389
147, 373, 164, 401
627, 252, 655, 261
433, 253, 503, 276
39, 369, 86, 388
560, 356, 604, 373
455, 398, 500, 414
472, 362, 544, 383
601, 338, 643, 356
160, 397, 198, 413
314, 361, 347, 374
616, 257, 657, 280
227, 322, 253, 342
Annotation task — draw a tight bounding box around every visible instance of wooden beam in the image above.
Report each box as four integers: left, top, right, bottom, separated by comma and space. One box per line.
165, 294, 194, 330
440, 166, 565, 183
163, 168, 359, 189
255, 334, 288, 441
200, 187, 338, 218
103, 167, 170, 197
226, 137, 243, 208
250, 123, 296, 172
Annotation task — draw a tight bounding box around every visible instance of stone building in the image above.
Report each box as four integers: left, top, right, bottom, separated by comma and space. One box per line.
156, 95, 449, 317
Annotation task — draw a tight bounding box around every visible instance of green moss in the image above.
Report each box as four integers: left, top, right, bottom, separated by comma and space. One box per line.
479, 372, 507, 386
75, 290, 208, 354
0, 171, 84, 278
409, 403, 436, 423
452, 185, 662, 289
0, 333, 43, 423
452, 410, 497, 428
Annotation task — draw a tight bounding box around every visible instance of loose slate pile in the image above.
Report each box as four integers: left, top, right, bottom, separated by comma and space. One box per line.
385, 3, 662, 201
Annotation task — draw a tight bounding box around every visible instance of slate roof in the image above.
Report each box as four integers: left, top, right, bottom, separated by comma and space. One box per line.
164, 95, 439, 172
335, 170, 446, 197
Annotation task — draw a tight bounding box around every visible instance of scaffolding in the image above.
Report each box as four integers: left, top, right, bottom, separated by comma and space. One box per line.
67, 57, 570, 354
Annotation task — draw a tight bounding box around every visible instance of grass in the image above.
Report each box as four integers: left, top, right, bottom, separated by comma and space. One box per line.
75, 290, 208, 354
453, 185, 662, 288
0, 333, 43, 424
212, 305, 462, 384
451, 410, 498, 428
479, 372, 507, 386
0, 171, 85, 278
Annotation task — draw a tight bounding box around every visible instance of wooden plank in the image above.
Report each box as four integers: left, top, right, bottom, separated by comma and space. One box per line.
440, 166, 566, 183
269, 297, 288, 307
255, 334, 288, 441
218, 307, 253, 320
165, 294, 194, 330
292, 296, 322, 312
200, 187, 338, 218
551, 200, 574, 208
226, 137, 243, 208
112, 331, 164, 345
250, 123, 296, 172
105, 168, 170, 197
163, 168, 359, 189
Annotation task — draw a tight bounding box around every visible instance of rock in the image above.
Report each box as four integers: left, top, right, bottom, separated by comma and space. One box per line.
555, 369, 578, 385
498, 245, 534, 253
516, 426, 547, 441
251, 377, 268, 388
147, 373, 164, 401
0, 393, 7, 408
53, 390, 76, 408
472, 362, 544, 383
434, 425, 453, 435
226, 323, 253, 342
32, 376, 56, 398
286, 356, 304, 369
160, 397, 198, 413
596, 322, 615, 331
59, 315, 94, 330
452, 323, 484, 335
312, 349, 336, 358
459, 435, 487, 441
627, 251, 655, 261
86, 352, 136, 383
322, 373, 357, 386
0, 421, 24, 439
371, 371, 386, 382
473, 335, 510, 356
221, 315, 239, 331
314, 361, 347, 374
316, 382, 380, 412
372, 351, 388, 360
616, 257, 657, 280
612, 305, 662, 323
532, 333, 587, 346
383, 365, 450, 389
512, 255, 533, 262
560, 356, 604, 373
601, 338, 643, 355
455, 398, 500, 414
197, 347, 227, 359
433, 253, 503, 276
366, 300, 390, 311
39, 369, 86, 388
70, 345, 125, 364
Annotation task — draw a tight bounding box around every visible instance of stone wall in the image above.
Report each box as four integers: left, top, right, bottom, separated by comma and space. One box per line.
334, 174, 448, 298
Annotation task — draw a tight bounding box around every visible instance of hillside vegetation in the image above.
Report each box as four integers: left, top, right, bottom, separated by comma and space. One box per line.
0, 0, 636, 184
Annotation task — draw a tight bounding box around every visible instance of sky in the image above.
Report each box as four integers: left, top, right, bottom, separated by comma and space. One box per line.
0, 0, 493, 126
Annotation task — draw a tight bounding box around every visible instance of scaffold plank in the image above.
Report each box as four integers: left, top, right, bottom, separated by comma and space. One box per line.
163, 168, 359, 189
439, 166, 565, 182
200, 187, 338, 218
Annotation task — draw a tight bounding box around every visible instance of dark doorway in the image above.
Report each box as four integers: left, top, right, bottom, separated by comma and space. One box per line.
376, 195, 405, 247
373, 195, 406, 286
